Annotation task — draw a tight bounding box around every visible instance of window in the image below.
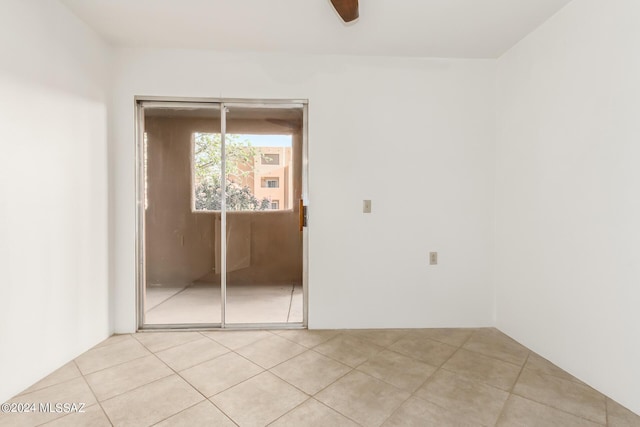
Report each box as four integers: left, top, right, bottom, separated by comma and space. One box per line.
271, 200, 279, 210
261, 153, 280, 165
192, 133, 292, 211
262, 178, 279, 188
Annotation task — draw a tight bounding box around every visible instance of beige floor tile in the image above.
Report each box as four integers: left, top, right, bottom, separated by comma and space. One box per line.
85, 354, 173, 401
463, 328, 529, 366
179, 352, 263, 397
12, 377, 97, 407
525, 352, 582, 384
270, 398, 360, 427
315, 370, 410, 427
93, 334, 134, 349
236, 335, 307, 369
497, 394, 602, 427
607, 398, 640, 427
513, 368, 606, 424
74, 338, 150, 375
211, 372, 308, 427
345, 329, 410, 347
133, 331, 203, 353
154, 400, 236, 427
101, 375, 203, 427
1, 377, 97, 427
0, 409, 49, 427
270, 350, 351, 395
202, 330, 273, 350
41, 404, 111, 426
275, 329, 339, 348
155, 337, 229, 371
415, 368, 509, 426
405, 328, 476, 347
382, 396, 482, 427
441, 348, 521, 391
389, 335, 457, 367
21, 362, 81, 394
356, 349, 436, 392
9, 327, 637, 427
313, 334, 384, 367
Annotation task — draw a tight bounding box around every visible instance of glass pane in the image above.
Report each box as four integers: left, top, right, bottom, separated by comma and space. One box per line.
143, 105, 222, 325
224, 105, 304, 324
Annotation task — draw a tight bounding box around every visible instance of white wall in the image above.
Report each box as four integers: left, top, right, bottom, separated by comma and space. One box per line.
495, 0, 640, 414
0, 0, 111, 402
111, 50, 496, 331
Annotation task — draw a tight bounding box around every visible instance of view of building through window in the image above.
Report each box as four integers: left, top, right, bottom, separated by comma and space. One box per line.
193, 133, 293, 212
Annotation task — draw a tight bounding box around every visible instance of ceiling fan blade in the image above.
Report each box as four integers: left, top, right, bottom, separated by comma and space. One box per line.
330, 0, 359, 23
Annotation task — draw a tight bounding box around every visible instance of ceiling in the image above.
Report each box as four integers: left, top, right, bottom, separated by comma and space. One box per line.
60, 0, 573, 58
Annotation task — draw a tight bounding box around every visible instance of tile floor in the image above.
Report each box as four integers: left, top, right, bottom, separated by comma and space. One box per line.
145, 284, 303, 325
1, 328, 639, 426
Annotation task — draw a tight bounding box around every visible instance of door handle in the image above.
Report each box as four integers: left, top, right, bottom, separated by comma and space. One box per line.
299, 199, 307, 231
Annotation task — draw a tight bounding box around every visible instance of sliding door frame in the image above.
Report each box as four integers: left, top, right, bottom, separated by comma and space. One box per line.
134, 96, 308, 331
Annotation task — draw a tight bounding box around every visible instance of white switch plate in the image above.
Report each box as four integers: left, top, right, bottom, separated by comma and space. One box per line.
429, 252, 438, 265
363, 200, 372, 213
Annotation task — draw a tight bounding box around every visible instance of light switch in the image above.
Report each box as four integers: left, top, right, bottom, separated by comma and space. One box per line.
429, 252, 438, 265
363, 200, 372, 213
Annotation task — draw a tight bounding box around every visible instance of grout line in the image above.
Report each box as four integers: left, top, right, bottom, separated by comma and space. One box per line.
402, 328, 478, 348
491, 351, 531, 426
143, 375, 243, 426
132, 331, 204, 354
156, 348, 231, 373
509, 391, 608, 426
407, 331, 472, 395
80, 352, 153, 378
91, 333, 135, 350
507, 359, 609, 427
450, 344, 524, 370
232, 338, 308, 372
202, 331, 276, 353
91, 370, 174, 404
14, 372, 85, 399
73, 360, 115, 427
144, 351, 240, 426
265, 397, 313, 426
307, 369, 364, 425
314, 397, 366, 427
378, 393, 412, 427
147, 401, 207, 427
508, 352, 530, 394
207, 400, 241, 427
274, 332, 336, 349
149, 353, 208, 398
384, 328, 483, 426
303, 355, 354, 396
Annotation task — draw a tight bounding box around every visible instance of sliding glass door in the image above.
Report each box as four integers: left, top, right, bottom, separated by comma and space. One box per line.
223, 103, 305, 326
136, 99, 307, 329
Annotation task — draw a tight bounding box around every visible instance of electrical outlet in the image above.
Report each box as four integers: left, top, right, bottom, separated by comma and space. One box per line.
429, 252, 438, 265
363, 200, 372, 213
